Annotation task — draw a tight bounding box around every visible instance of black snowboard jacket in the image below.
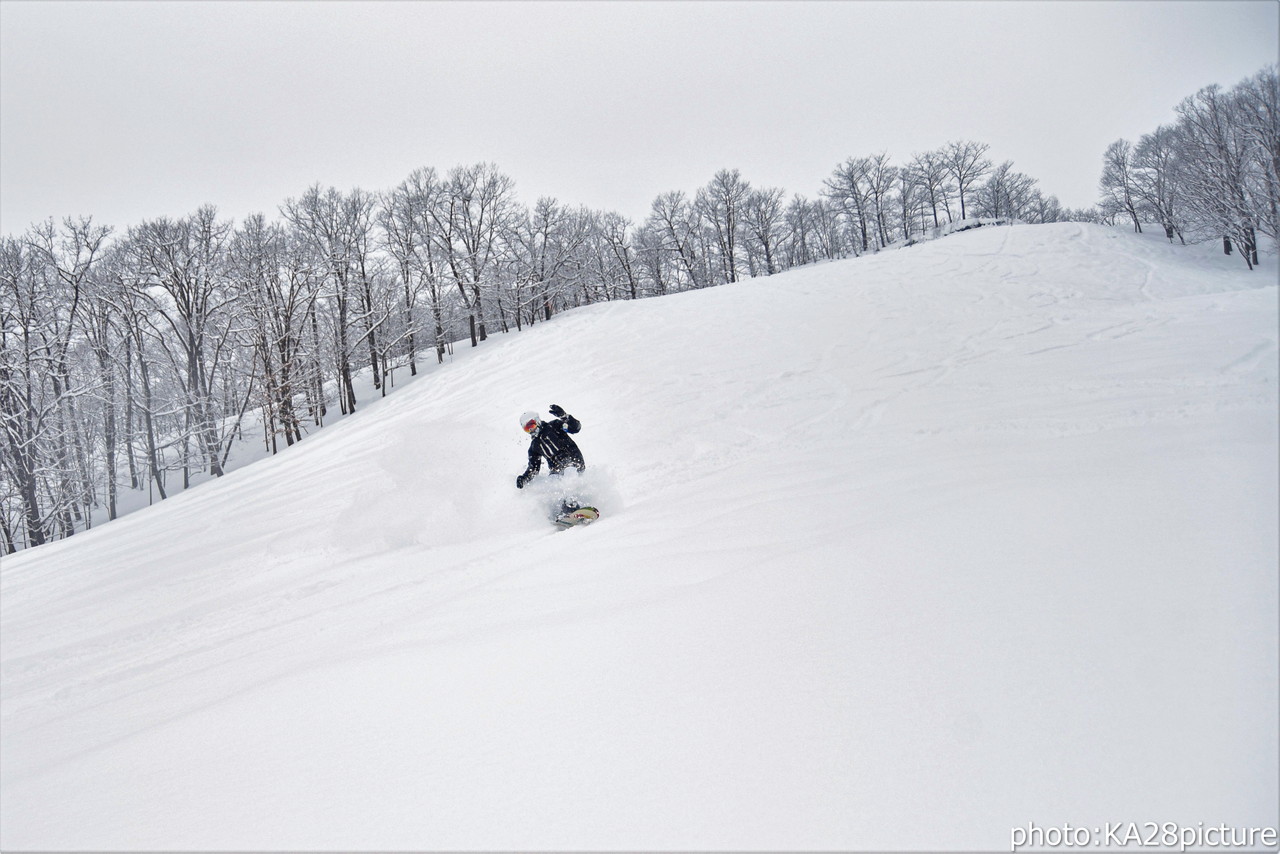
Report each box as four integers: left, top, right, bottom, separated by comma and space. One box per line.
521, 414, 585, 481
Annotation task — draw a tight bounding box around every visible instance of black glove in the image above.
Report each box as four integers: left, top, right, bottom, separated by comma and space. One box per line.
516, 474, 527, 489
549, 404, 566, 417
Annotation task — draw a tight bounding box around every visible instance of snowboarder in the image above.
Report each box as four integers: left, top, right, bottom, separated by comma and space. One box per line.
516, 405, 598, 526
516, 404, 585, 487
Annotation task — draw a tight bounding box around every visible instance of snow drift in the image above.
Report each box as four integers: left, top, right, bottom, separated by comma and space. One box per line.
1, 222, 1276, 850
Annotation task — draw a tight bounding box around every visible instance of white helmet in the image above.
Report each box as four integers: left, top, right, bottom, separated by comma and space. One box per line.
519, 411, 541, 434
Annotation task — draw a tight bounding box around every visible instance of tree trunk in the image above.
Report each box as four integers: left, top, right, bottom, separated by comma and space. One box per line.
134, 331, 167, 501
123, 335, 139, 489
403, 276, 417, 377
361, 270, 381, 390
97, 353, 118, 520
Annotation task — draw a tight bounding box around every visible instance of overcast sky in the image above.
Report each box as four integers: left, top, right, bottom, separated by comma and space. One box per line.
1, 0, 1277, 236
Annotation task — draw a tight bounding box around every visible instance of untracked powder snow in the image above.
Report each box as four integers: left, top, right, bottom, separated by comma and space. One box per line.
1, 222, 1276, 849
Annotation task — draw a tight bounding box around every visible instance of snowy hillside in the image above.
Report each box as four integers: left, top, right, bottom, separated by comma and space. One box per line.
1, 223, 1276, 850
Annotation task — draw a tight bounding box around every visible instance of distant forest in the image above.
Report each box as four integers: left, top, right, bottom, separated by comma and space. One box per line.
2, 64, 1275, 553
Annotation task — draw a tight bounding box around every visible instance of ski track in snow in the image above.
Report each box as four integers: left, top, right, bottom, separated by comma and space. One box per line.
1, 223, 1277, 849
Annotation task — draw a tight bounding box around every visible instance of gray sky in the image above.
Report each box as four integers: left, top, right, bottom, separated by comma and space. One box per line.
2, 0, 1277, 236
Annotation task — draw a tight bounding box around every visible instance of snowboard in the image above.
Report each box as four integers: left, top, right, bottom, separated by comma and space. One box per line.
553, 506, 601, 529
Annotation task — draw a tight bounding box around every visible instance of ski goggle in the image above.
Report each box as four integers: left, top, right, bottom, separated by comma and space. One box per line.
523, 418, 539, 433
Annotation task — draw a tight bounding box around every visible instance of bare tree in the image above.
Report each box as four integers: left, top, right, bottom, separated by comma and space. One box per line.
781, 195, 817, 268
1026, 192, 1066, 224
107, 243, 170, 503
865, 153, 898, 249
1133, 125, 1186, 242
0, 236, 50, 547
382, 167, 455, 365
344, 189, 384, 390
631, 219, 671, 297
944, 140, 992, 221
695, 169, 751, 284
230, 214, 324, 451
975, 161, 1039, 221
28, 217, 112, 529
1, 218, 110, 547
1100, 139, 1145, 232
1176, 84, 1260, 266
907, 148, 955, 228
598, 212, 640, 300
1233, 65, 1280, 246
431, 163, 520, 347
282, 186, 366, 412
741, 186, 785, 275
823, 156, 874, 254
78, 249, 130, 519
646, 190, 704, 290
513, 197, 591, 325
127, 207, 239, 483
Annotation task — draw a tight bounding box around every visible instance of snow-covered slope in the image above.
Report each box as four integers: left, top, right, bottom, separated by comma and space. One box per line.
2, 223, 1276, 850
